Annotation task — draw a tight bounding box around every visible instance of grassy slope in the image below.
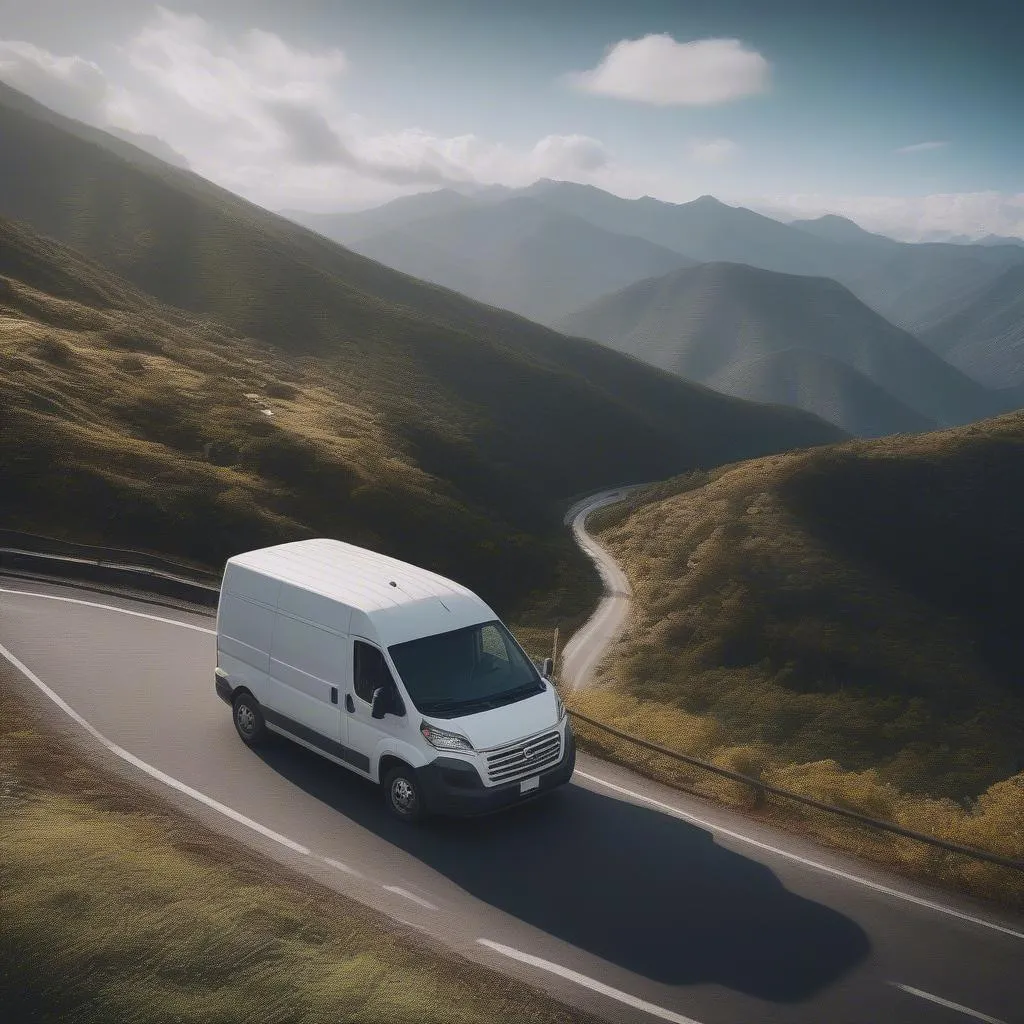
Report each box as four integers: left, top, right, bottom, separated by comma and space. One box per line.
0, 215, 591, 628
0, 668, 594, 1024
587, 411, 1024, 802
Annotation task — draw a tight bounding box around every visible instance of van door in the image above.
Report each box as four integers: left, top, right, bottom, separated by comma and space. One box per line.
266, 613, 349, 759
346, 639, 403, 776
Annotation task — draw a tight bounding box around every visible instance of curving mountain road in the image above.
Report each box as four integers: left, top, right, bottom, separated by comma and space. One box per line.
561, 487, 644, 690
1, 499, 1023, 1024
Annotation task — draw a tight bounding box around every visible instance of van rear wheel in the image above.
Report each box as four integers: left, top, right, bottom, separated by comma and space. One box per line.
384, 765, 426, 823
233, 692, 268, 747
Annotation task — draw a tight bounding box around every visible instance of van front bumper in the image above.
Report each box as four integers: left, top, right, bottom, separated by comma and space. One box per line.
416, 727, 575, 817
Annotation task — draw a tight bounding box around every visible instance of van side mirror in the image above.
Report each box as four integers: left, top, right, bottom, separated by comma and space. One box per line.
372, 686, 404, 719
541, 657, 553, 680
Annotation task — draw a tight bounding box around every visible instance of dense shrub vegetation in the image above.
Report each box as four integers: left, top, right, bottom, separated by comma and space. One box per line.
589, 414, 1024, 801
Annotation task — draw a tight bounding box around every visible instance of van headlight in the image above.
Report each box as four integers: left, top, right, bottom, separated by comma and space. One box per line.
420, 721, 474, 752
554, 690, 566, 722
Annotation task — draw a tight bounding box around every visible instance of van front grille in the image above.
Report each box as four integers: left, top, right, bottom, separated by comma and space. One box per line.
485, 730, 561, 785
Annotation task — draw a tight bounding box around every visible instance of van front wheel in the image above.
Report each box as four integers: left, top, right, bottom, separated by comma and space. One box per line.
384, 765, 426, 823
233, 692, 268, 747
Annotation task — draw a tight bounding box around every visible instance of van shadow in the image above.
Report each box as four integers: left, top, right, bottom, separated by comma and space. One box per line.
255, 742, 870, 1002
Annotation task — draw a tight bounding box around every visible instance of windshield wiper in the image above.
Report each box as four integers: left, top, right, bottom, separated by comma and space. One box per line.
418, 683, 543, 717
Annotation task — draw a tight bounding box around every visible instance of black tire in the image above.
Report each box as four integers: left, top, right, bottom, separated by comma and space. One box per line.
383, 765, 427, 823
233, 691, 268, 747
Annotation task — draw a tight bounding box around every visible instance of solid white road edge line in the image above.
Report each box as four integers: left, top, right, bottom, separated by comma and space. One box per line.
5, 584, 1022, 941
0, 587, 217, 634
890, 983, 1008, 1023
575, 770, 1024, 940
477, 939, 702, 1024
382, 885, 438, 910
0, 640, 308, 856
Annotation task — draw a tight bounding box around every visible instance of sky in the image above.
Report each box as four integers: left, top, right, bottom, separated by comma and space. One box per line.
0, 0, 1021, 240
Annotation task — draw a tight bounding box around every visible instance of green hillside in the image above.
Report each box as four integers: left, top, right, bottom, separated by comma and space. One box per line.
587, 410, 1024, 800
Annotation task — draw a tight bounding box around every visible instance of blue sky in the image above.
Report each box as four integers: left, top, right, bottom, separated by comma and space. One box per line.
0, 0, 1020, 238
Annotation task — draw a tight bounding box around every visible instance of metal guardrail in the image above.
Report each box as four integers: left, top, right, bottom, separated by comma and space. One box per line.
0, 529, 222, 585
0, 545, 220, 608
566, 708, 1024, 871
3, 540, 1020, 872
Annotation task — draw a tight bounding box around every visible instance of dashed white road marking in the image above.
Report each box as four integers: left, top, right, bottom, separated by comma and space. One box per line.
575, 770, 1024, 940
890, 983, 1008, 1023
0, 640, 308, 856
0, 587, 217, 634
5, 584, 1022, 943
321, 856, 364, 879
382, 885, 438, 910
477, 940, 702, 1024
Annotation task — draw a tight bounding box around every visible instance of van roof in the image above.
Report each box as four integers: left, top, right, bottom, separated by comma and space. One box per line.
226, 538, 492, 622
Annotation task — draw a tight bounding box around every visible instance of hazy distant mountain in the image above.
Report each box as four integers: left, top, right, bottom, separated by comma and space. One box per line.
284, 180, 1024, 332
558, 262, 1005, 434
920, 263, 1024, 387
789, 215, 898, 246
707, 348, 935, 438
104, 127, 191, 169
943, 233, 1024, 247
520, 181, 1024, 332
525, 180, 839, 276
344, 195, 697, 325
283, 188, 480, 246
977, 234, 1024, 247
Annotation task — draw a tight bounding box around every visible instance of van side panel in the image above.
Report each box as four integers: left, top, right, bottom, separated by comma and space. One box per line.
277, 584, 353, 635
216, 564, 281, 702
267, 612, 347, 746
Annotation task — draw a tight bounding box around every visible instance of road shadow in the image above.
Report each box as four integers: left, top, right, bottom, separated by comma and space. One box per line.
254, 741, 870, 1002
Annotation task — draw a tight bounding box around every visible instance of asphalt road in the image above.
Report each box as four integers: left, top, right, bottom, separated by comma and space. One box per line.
2, 528, 1023, 1023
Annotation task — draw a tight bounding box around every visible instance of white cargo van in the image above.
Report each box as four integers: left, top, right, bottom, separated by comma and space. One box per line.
214, 538, 575, 821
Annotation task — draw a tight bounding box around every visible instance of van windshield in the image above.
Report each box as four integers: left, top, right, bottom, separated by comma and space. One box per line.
388, 620, 545, 717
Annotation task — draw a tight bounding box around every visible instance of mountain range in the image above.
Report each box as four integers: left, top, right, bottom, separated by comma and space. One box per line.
288, 181, 1024, 335
333, 195, 697, 326
558, 262, 1009, 437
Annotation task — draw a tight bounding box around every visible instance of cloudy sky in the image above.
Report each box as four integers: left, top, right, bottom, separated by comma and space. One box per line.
0, 0, 1021, 240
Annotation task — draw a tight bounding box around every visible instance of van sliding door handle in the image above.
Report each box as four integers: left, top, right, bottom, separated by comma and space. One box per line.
330, 687, 338, 705
345, 694, 355, 713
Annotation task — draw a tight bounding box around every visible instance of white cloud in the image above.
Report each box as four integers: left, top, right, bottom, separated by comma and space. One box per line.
0, 34, 191, 166
567, 35, 769, 106
895, 140, 949, 154
688, 137, 740, 164
743, 191, 1024, 242
530, 134, 609, 175
0, 38, 111, 122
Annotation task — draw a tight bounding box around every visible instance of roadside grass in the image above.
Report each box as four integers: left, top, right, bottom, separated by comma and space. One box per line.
0, 669, 595, 1024
569, 416, 1024, 908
